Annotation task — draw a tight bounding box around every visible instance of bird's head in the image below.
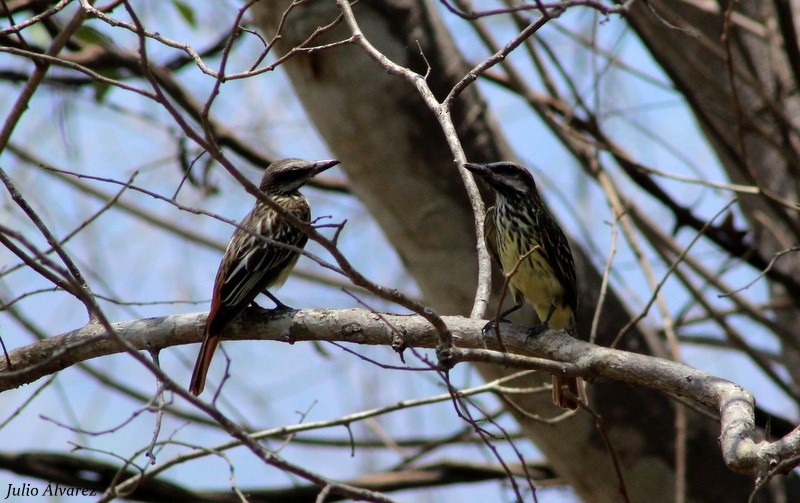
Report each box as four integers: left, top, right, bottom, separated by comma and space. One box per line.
260, 158, 340, 195
463, 161, 538, 199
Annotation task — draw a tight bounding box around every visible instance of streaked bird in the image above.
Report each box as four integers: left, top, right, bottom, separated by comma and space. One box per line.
189, 158, 339, 396
464, 161, 586, 410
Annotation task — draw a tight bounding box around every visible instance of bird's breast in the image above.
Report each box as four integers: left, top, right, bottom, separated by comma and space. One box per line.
495, 216, 569, 325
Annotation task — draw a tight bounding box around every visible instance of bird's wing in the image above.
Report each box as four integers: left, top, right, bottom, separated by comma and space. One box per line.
537, 209, 578, 311
217, 204, 310, 308
484, 206, 501, 266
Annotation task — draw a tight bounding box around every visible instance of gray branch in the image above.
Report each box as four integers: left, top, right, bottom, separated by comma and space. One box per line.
0, 307, 795, 479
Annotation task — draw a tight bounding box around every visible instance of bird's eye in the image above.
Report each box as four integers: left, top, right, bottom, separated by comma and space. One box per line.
495, 164, 518, 176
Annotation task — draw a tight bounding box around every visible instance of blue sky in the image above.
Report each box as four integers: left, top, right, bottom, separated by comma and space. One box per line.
0, 2, 791, 502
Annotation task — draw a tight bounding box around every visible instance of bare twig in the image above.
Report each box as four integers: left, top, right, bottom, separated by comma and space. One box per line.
335, 0, 491, 324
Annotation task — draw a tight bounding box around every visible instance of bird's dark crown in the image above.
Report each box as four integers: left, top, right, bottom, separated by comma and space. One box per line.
259, 158, 339, 195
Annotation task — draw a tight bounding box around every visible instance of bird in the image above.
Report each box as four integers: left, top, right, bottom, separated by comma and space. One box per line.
463, 161, 586, 410
189, 158, 340, 396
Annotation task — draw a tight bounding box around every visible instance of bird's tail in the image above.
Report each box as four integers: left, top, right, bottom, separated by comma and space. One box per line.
552, 375, 587, 410
189, 331, 220, 396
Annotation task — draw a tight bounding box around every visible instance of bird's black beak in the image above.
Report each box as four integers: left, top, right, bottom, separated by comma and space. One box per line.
463, 162, 493, 179
310, 159, 340, 175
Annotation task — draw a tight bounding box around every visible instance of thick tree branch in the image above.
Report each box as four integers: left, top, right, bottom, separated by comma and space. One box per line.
0, 307, 796, 479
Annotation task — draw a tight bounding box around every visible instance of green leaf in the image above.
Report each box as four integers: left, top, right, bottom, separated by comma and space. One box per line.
91, 68, 120, 103
172, 1, 197, 28
73, 26, 113, 47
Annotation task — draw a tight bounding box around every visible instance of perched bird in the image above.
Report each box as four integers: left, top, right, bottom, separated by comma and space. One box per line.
464, 161, 586, 410
189, 158, 340, 396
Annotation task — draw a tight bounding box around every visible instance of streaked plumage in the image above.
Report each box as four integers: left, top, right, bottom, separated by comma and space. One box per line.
464, 161, 586, 410
189, 158, 339, 396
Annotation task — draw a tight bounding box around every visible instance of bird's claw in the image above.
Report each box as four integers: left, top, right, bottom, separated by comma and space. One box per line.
249, 300, 293, 315
482, 318, 511, 336
525, 323, 549, 341
249, 300, 269, 313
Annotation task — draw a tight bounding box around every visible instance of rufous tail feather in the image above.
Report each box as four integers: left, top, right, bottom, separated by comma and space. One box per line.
189, 333, 219, 396
552, 375, 587, 410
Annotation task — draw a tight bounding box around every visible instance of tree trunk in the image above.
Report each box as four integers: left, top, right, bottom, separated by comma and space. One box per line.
625, 0, 800, 376
251, 1, 797, 501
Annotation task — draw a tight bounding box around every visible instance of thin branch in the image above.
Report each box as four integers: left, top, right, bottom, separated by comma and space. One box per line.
0, 4, 88, 153
0, 169, 96, 318
614, 199, 737, 346
108, 368, 536, 494
335, 0, 491, 323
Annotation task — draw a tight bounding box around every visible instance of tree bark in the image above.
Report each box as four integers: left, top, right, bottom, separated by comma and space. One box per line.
250, 1, 797, 501
625, 1, 800, 322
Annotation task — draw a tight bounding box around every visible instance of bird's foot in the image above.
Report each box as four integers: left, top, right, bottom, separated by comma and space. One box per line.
525, 322, 549, 341
249, 300, 268, 313
270, 301, 294, 312
262, 291, 294, 312
481, 318, 510, 336
249, 300, 293, 315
